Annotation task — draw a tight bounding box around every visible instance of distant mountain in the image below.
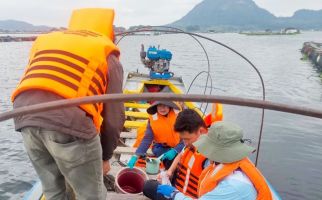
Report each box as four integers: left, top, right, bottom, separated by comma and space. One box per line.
0, 20, 53, 32
170, 0, 322, 31
279, 9, 322, 29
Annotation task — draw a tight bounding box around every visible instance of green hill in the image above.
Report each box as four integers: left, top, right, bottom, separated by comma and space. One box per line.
170, 0, 322, 31
0, 20, 52, 32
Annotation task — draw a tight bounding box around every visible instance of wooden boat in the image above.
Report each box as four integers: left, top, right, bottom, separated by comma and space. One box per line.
22, 43, 283, 200
23, 70, 282, 200
22, 69, 206, 200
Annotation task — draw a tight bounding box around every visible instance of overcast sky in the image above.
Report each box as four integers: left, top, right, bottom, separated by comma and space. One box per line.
0, 0, 321, 28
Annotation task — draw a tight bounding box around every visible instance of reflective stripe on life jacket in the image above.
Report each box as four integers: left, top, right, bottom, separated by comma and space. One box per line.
149, 109, 180, 147
198, 158, 273, 200
174, 146, 207, 198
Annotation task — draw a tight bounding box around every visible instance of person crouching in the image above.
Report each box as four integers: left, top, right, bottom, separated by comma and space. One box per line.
127, 101, 184, 169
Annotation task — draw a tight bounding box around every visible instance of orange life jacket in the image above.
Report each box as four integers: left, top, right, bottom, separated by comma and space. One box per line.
135, 156, 148, 168
133, 125, 147, 148
135, 156, 165, 170
174, 146, 207, 198
204, 103, 223, 127
149, 110, 180, 147
11, 9, 120, 132
198, 158, 273, 200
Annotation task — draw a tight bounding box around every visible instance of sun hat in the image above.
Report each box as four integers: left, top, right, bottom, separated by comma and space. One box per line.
193, 121, 255, 163
146, 101, 180, 115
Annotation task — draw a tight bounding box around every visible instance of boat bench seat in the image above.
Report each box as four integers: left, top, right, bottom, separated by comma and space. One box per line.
125, 111, 149, 119
114, 146, 153, 156
124, 120, 147, 129
120, 132, 137, 139
123, 89, 142, 94
124, 102, 150, 109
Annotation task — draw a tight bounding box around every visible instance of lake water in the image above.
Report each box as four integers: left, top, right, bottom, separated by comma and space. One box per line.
0, 32, 322, 199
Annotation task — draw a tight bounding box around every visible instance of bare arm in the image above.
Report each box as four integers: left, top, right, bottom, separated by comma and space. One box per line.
157, 151, 182, 183
168, 151, 182, 176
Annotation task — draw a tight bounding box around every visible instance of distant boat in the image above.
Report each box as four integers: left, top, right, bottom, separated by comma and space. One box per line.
132, 31, 153, 36
301, 42, 322, 71
240, 28, 300, 36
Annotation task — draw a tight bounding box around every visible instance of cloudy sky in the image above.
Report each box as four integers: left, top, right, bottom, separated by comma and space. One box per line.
0, 0, 321, 28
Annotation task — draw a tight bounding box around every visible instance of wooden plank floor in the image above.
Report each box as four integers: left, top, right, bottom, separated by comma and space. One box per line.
106, 192, 149, 200
107, 126, 155, 199
120, 131, 137, 139
114, 146, 153, 156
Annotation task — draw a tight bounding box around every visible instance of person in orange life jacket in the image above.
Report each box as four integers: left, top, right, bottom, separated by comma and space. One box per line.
11, 8, 125, 200
156, 122, 276, 200
127, 101, 184, 169
143, 109, 209, 200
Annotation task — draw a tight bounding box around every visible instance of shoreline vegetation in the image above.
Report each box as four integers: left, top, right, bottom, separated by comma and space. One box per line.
239, 28, 301, 36
1, 28, 321, 43
0, 35, 37, 42
239, 32, 300, 36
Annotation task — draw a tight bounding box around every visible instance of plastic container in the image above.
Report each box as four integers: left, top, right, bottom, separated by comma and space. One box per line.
146, 158, 160, 174
115, 167, 149, 194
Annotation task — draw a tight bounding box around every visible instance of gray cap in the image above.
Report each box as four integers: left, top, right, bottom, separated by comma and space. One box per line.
146, 101, 180, 115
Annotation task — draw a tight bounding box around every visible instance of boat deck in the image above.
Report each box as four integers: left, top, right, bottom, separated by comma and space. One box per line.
105, 73, 187, 199
23, 72, 198, 200
106, 193, 148, 200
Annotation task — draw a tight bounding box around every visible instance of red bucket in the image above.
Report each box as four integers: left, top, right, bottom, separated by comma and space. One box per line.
115, 167, 149, 194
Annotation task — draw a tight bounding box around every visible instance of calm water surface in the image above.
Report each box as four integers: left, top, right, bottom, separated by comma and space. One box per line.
0, 32, 322, 200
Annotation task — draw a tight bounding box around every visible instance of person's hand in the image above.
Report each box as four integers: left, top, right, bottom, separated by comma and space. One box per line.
161, 149, 177, 161
156, 173, 162, 183
157, 184, 176, 198
103, 160, 111, 175
156, 170, 172, 183
127, 155, 138, 169
166, 169, 174, 178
